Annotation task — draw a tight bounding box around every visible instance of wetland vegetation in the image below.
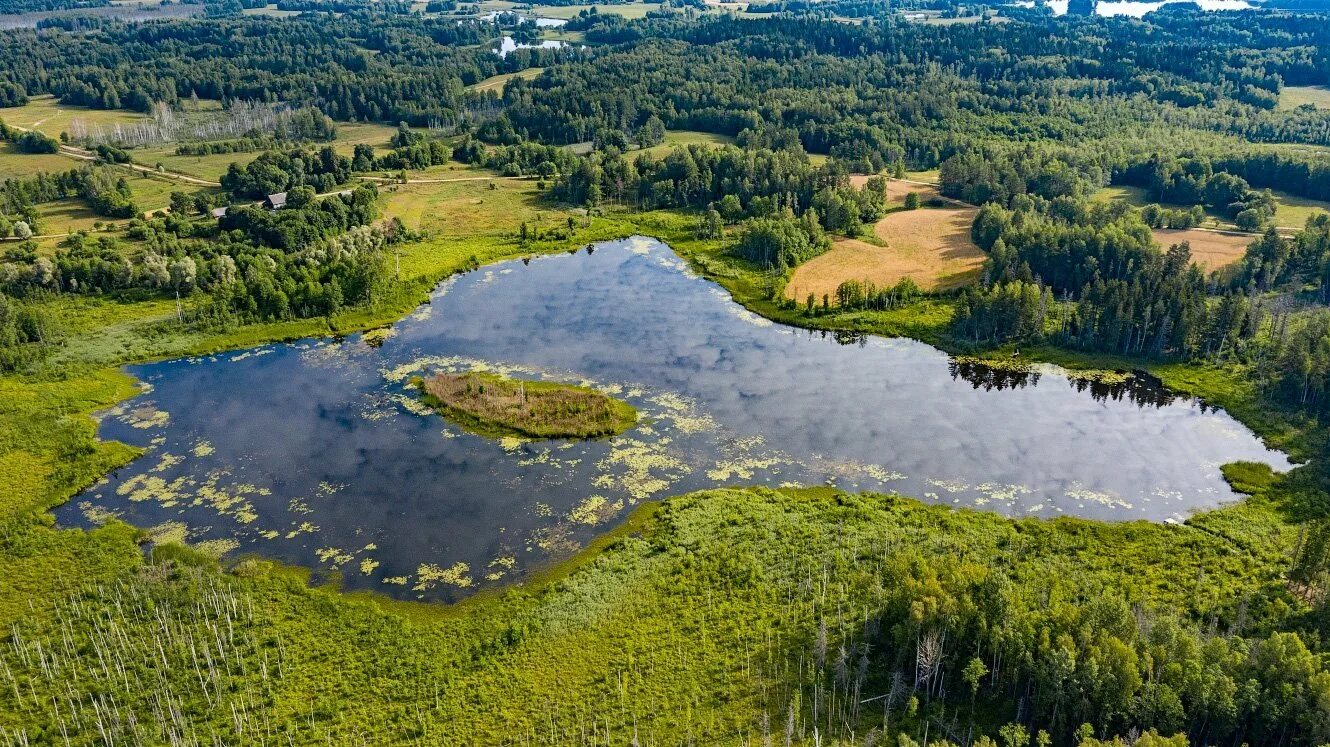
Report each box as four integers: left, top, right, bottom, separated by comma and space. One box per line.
414, 370, 638, 439
2, 1, 1330, 745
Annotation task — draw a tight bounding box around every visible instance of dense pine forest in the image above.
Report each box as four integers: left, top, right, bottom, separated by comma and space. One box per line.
2, 0, 1330, 744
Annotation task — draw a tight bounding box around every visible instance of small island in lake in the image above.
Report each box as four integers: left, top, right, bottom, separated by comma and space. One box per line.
414, 372, 637, 440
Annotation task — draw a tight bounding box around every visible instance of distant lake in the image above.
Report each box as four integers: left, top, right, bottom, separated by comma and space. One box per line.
494, 36, 570, 58
0, 0, 201, 29
479, 12, 568, 27
1012, 0, 1252, 15
64, 238, 1290, 601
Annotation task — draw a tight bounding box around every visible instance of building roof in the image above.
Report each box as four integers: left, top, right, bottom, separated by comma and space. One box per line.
264, 192, 288, 209
211, 207, 228, 218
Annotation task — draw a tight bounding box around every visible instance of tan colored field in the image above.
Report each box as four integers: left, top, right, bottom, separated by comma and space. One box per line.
469, 68, 546, 93
1152, 228, 1253, 270
786, 204, 984, 301
1280, 85, 1330, 111
848, 176, 948, 205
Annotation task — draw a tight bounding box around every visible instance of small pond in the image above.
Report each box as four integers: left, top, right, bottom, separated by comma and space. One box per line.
63, 238, 1290, 601
494, 37, 570, 57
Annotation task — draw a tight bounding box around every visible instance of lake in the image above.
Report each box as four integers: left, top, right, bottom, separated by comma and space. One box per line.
479, 12, 568, 27
63, 238, 1290, 601
495, 37, 570, 58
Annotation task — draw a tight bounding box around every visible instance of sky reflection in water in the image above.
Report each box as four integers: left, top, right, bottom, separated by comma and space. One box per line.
64, 237, 1291, 601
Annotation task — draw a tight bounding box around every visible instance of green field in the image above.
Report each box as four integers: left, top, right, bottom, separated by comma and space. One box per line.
1093, 184, 1330, 230
377, 171, 579, 246
637, 129, 734, 159
0, 94, 146, 138
1091, 184, 1149, 205
1279, 85, 1330, 110
31, 199, 102, 235
132, 146, 255, 181
123, 171, 217, 211
0, 141, 78, 177
511, 1, 660, 19
18, 171, 217, 236
1271, 188, 1330, 227
240, 4, 302, 16
134, 121, 402, 181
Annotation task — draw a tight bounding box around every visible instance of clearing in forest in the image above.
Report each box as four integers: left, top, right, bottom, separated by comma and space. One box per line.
1, 95, 146, 137
1279, 85, 1330, 110
468, 68, 546, 93
787, 182, 983, 301
1152, 228, 1253, 270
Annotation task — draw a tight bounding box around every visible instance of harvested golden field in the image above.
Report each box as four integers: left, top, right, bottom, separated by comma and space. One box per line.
786, 205, 984, 301
847, 176, 955, 205
468, 67, 545, 93
1152, 228, 1254, 270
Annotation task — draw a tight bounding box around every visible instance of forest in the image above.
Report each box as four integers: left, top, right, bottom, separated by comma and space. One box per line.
1, 2, 1330, 745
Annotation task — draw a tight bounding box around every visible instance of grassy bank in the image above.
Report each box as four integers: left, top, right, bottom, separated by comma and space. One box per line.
658, 217, 1318, 461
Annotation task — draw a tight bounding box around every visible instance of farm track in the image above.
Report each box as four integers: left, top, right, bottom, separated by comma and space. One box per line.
9, 121, 222, 187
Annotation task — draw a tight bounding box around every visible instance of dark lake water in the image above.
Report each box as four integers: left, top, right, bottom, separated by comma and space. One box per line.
63, 237, 1291, 601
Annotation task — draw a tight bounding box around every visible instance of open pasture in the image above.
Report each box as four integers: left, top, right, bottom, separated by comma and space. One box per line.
1280, 85, 1330, 110
0, 95, 145, 138
132, 122, 403, 181
637, 130, 734, 159
1152, 228, 1253, 270
377, 171, 548, 237
524, 2, 660, 19
468, 67, 546, 93
1270, 189, 1330, 228
786, 202, 984, 300
0, 142, 79, 177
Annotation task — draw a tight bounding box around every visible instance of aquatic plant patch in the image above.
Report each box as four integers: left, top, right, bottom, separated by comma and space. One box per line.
415, 371, 637, 439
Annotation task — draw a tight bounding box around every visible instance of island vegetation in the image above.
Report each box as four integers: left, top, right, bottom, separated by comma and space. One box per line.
0, 1, 1329, 745
414, 371, 637, 439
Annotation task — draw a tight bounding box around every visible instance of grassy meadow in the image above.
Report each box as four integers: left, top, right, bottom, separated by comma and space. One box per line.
0, 142, 76, 177
1279, 84, 1330, 110
467, 67, 547, 93
1093, 183, 1330, 231
0, 94, 145, 137
637, 129, 735, 159
521, 1, 660, 19
786, 203, 983, 299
